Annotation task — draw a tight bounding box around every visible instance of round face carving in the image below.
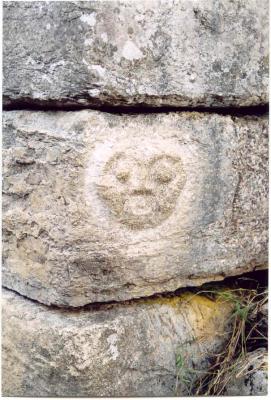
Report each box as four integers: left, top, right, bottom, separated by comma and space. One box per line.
97, 148, 186, 229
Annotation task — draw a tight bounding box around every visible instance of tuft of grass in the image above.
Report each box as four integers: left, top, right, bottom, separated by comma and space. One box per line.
191, 286, 268, 395
174, 280, 267, 396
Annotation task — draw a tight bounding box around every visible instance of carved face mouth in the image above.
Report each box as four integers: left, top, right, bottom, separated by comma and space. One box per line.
97, 151, 186, 229
124, 195, 154, 216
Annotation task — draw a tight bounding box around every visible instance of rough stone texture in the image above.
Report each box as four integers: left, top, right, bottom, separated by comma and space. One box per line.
2, 288, 233, 397
223, 348, 268, 396
3, 0, 268, 109
2, 110, 268, 306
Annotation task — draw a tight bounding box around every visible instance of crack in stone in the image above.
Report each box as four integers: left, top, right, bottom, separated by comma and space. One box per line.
2, 100, 268, 117
2, 267, 267, 312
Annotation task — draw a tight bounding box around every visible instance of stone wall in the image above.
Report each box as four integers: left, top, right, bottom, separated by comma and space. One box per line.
3, 0, 268, 108
2, 0, 268, 396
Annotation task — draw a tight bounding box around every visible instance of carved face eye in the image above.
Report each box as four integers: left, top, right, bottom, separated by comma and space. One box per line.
155, 169, 174, 183
150, 155, 179, 185
116, 170, 130, 183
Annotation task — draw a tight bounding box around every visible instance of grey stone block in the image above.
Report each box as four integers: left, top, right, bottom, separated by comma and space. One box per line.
2, 110, 268, 306
3, 0, 268, 109
2, 288, 233, 397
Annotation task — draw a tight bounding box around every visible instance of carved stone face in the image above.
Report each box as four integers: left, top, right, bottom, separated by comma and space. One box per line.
97, 148, 186, 229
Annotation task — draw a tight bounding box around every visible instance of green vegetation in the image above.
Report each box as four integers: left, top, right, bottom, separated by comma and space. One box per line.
175, 279, 268, 396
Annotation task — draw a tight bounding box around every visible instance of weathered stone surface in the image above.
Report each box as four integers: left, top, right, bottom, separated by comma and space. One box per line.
3, 0, 268, 109
2, 288, 232, 397
2, 110, 268, 306
223, 348, 268, 396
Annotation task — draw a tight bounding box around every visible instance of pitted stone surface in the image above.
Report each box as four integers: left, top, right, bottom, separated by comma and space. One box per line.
2, 110, 268, 306
3, 0, 268, 109
2, 288, 233, 397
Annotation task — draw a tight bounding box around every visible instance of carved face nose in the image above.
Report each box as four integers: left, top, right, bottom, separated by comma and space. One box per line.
130, 169, 152, 195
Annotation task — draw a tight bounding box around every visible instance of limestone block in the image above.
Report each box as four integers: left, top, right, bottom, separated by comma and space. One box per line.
2, 110, 268, 306
2, 288, 233, 397
3, 0, 268, 109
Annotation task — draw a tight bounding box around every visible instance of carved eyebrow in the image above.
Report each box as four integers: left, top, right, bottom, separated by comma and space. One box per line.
106, 153, 128, 169
105, 153, 139, 172
148, 154, 180, 166
112, 152, 127, 162
113, 152, 142, 164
